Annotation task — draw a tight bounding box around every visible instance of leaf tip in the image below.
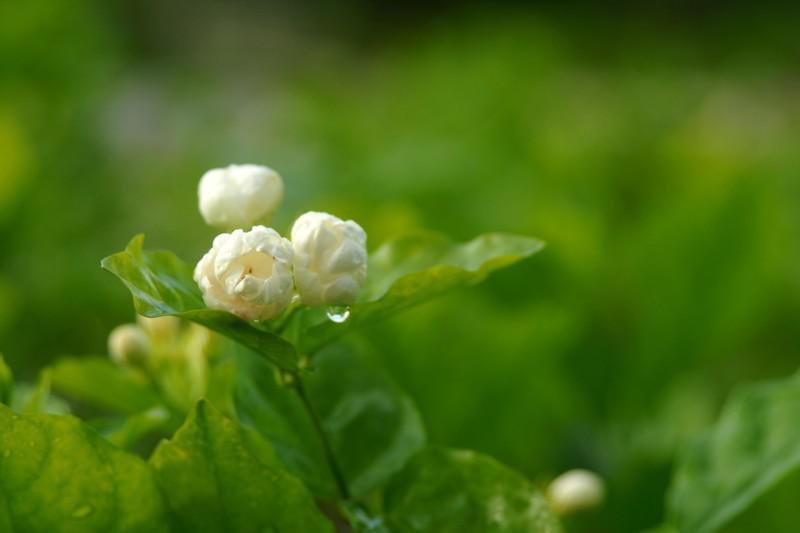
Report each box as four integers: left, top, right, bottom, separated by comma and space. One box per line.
127, 234, 146, 255
100, 234, 146, 271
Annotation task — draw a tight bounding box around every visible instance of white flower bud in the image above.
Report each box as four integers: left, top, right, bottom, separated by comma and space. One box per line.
546, 469, 605, 516
108, 324, 150, 367
291, 211, 367, 306
194, 225, 294, 321
198, 164, 284, 230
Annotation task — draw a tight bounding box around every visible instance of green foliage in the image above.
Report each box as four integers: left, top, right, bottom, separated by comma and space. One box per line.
0, 354, 11, 405
4, 6, 800, 530
667, 372, 800, 533
98, 406, 172, 450
231, 343, 333, 495
304, 343, 426, 497
10, 369, 70, 415
233, 341, 426, 498
50, 356, 159, 415
103, 233, 542, 363
293, 233, 544, 353
0, 404, 168, 533
101, 235, 299, 372
150, 400, 333, 533
384, 447, 562, 533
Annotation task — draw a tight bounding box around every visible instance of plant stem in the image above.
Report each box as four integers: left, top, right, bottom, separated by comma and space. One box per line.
293, 376, 351, 500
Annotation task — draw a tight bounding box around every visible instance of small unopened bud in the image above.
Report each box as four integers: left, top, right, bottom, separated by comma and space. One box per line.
185, 323, 213, 359
546, 469, 605, 516
137, 315, 181, 341
198, 164, 284, 230
0, 354, 13, 405
108, 324, 150, 367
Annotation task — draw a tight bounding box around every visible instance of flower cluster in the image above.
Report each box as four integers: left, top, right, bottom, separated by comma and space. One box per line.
194, 164, 367, 321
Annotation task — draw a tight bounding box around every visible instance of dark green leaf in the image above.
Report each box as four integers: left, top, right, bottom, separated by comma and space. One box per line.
149, 399, 333, 533
296, 233, 544, 353
384, 447, 562, 533
101, 235, 298, 372
50, 356, 160, 415
0, 403, 168, 532
0, 354, 12, 405
667, 371, 800, 533
305, 343, 426, 497
231, 341, 332, 496
339, 501, 391, 533
232, 341, 426, 498
95, 407, 173, 451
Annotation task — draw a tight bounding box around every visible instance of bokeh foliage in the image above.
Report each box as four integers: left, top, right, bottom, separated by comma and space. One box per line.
1, 2, 799, 531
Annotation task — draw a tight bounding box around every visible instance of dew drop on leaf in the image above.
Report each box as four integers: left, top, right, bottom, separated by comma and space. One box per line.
326, 306, 351, 324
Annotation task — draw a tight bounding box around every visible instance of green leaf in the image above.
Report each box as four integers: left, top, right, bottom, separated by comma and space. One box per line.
0, 403, 168, 532
233, 341, 426, 498
295, 232, 544, 353
0, 354, 12, 405
94, 407, 173, 451
101, 235, 298, 372
50, 356, 160, 415
149, 399, 333, 533
305, 343, 427, 497
10, 369, 71, 415
231, 342, 332, 495
339, 501, 391, 533
384, 447, 562, 533
667, 371, 800, 533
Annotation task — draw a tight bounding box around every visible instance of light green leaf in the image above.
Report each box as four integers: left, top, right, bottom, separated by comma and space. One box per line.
10, 369, 71, 415
667, 371, 800, 533
150, 399, 333, 533
233, 341, 426, 498
0, 403, 168, 532
384, 447, 562, 533
50, 356, 160, 415
101, 235, 298, 372
295, 233, 544, 353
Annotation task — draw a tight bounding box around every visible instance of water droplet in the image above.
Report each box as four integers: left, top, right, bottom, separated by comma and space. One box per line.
72, 505, 93, 518
326, 306, 351, 324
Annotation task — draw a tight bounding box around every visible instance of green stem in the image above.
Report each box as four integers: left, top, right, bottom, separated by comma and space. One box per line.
293, 376, 351, 500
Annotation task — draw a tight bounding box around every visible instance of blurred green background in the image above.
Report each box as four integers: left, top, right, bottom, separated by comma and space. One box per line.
1, 1, 799, 530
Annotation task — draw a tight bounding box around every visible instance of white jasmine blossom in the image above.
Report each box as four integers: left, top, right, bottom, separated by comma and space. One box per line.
198, 164, 284, 229
194, 225, 294, 321
108, 324, 150, 367
291, 211, 367, 306
546, 469, 605, 516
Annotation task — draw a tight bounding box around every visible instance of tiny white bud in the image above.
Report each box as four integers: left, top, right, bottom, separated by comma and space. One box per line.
198, 164, 284, 230
546, 469, 605, 516
194, 225, 294, 321
108, 324, 150, 367
291, 211, 367, 306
